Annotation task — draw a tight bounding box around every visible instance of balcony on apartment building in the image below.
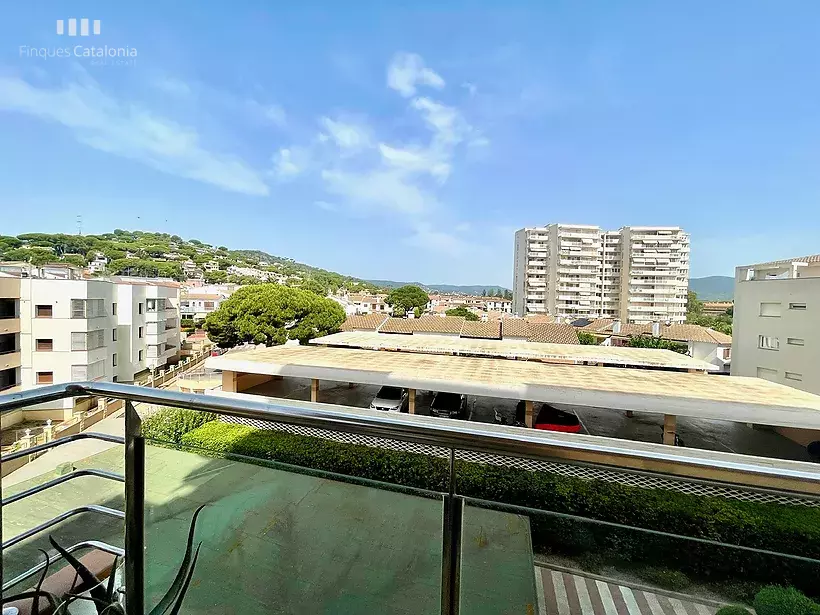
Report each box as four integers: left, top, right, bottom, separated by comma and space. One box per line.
0, 330, 21, 379
4, 374, 819, 615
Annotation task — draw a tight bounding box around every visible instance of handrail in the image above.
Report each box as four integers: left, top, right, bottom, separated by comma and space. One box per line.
1, 382, 819, 484
2, 505, 124, 549
3, 540, 125, 591
2, 469, 124, 506
1, 432, 125, 462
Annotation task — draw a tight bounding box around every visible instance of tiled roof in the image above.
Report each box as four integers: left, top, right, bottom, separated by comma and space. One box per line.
524, 314, 556, 324
747, 254, 820, 268
578, 318, 615, 332
413, 315, 465, 334
527, 323, 580, 344
501, 319, 530, 338
460, 320, 502, 339
182, 293, 222, 300
661, 324, 732, 344
377, 317, 416, 334
340, 313, 389, 331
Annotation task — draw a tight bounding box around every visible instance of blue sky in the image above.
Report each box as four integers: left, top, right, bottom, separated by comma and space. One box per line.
2, 2, 819, 286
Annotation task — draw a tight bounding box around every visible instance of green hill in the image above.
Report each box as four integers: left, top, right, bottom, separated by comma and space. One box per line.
690, 276, 735, 301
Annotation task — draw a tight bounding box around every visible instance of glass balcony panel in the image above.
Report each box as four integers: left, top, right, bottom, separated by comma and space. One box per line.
144, 432, 445, 614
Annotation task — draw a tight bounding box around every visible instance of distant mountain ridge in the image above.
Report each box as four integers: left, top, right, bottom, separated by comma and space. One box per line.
366, 279, 510, 295
689, 276, 734, 301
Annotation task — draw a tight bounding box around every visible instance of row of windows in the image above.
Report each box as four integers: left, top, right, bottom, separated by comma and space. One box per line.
758, 335, 805, 350
756, 366, 803, 382
35, 329, 118, 351
759, 302, 807, 317
35, 301, 118, 318
36, 357, 111, 384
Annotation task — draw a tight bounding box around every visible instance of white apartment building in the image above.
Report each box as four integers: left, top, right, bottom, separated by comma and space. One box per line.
0, 264, 180, 418
731, 255, 820, 394
115, 278, 181, 381
513, 224, 689, 323
180, 292, 225, 320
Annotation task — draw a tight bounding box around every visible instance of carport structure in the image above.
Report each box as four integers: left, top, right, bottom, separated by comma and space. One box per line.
308, 331, 718, 372
206, 344, 820, 445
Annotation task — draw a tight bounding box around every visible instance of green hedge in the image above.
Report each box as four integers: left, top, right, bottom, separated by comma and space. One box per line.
142, 407, 218, 445
754, 586, 820, 615
177, 419, 820, 595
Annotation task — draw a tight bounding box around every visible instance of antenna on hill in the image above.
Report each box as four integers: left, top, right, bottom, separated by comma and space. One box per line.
76, 215, 83, 236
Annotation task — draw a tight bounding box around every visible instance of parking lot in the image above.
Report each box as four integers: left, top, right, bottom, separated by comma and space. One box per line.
243, 377, 815, 463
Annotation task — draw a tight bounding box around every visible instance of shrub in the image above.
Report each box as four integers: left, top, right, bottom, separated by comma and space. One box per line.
142, 407, 217, 445
167, 413, 820, 596
638, 567, 691, 591
716, 606, 752, 615
754, 586, 820, 615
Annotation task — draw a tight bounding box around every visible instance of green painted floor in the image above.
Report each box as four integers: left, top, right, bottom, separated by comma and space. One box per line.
3, 442, 537, 614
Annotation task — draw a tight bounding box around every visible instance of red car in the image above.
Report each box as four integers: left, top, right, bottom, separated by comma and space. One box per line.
495, 402, 582, 433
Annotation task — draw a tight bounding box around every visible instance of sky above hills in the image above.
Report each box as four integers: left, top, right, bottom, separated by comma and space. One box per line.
2, 2, 819, 286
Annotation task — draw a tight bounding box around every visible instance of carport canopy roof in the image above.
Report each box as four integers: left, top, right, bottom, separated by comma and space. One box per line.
206, 344, 820, 429
309, 331, 717, 372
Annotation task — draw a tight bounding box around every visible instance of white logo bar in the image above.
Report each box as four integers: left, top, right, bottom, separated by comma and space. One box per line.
56, 18, 101, 36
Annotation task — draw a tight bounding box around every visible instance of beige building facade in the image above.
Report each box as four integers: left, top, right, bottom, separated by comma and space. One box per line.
732, 255, 820, 394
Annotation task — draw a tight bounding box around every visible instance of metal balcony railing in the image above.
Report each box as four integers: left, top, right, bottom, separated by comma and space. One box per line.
3, 383, 820, 614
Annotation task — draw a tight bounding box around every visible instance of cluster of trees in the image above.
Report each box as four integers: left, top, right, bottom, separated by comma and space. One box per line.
481, 288, 513, 299
386, 285, 430, 317
577, 332, 598, 345
686, 290, 732, 335
444, 306, 479, 321
626, 335, 689, 354
203, 284, 345, 347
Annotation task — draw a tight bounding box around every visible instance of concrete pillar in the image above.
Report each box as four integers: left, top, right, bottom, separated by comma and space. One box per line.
625, 411, 634, 418
222, 370, 238, 393
408, 388, 416, 414
525, 400, 534, 428
44, 420, 54, 443
663, 414, 677, 445
311, 378, 319, 403
20, 428, 33, 450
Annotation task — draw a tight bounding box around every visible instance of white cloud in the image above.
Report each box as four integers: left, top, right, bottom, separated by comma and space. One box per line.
455, 222, 472, 233
461, 82, 478, 96
404, 223, 468, 256
378, 143, 450, 181
271, 147, 308, 179
322, 168, 432, 216
0, 74, 269, 196
387, 52, 445, 97
319, 116, 371, 151
411, 97, 469, 145
468, 136, 490, 148
256, 102, 287, 128
314, 200, 337, 211
153, 76, 192, 97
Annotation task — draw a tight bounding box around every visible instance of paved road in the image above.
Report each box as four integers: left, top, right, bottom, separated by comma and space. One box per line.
537, 567, 721, 615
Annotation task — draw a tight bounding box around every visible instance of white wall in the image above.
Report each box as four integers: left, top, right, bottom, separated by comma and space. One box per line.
731, 273, 820, 393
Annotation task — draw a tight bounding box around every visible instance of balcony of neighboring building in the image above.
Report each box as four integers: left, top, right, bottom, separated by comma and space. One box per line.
0, 365, 20, 393
0, 332, 21, 372
0, 297, 20, 336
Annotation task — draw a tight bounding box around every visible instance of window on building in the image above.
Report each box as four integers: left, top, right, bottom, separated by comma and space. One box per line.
785, 371, 803, 382
758, 335, 780, 350
787, 337, 805, 346
138, 302, 144, 315
71, 299, 105, 318
36, 371, 54, 384
112, 302, 117, 316
35, 305, 53, 318
71, 329, 105, 351
138, 326, 143, 339
789, 303, 807, 310
759, 302, 781, 317
112, 353, 117, 367
138, 350, 143, 361
71, 360, 105, 381
204, 301, 214, 310
36, 339, 53, 351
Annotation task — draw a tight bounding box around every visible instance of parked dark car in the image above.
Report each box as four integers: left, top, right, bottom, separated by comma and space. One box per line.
430, 392, 468, 419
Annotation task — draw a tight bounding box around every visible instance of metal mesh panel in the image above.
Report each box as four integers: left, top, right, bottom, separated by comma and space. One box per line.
223, 416, 819, 508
